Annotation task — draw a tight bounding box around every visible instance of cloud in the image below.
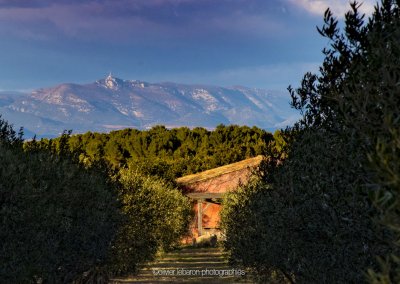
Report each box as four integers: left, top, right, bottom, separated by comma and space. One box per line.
288, 0, 376, 18
0, 0, 74, 8
0, 0, 378, 44
0, 0, 290, 41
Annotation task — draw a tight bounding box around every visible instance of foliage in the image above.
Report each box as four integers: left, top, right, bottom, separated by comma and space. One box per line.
221, 179, 292, 283
340, 2, 400, 281
1, 115, 195, 282
106, 169, 192, 276
0, 114, 23, 146
38, 124, 273, 180
223, 129, 385, 283
222, 1, 400, 283
0, 120, 120, 283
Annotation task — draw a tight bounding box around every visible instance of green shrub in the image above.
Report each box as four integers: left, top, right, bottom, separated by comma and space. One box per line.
222, 129, 386, 283
0, 119, 120, 283
222, 1, 400, 282
221, 178, 292, 283
106, 169, 192, 275
340, 3, 400, 281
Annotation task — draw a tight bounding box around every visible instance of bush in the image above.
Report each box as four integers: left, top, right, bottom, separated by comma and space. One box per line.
340, 4, 400, 280
222, 1, 400, 282
0, 120, 120, 283
221, 178, 291, 283
1, 116, 193, 281
106, 169, 192, 275
222, 129, 386, 283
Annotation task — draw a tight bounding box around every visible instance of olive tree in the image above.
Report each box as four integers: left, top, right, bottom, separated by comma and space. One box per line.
106, 169, 192, 275
221, 1, 400, 282
0, 118, 120, 283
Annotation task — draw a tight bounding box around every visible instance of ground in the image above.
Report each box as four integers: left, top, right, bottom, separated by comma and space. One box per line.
110, 246, 254, 283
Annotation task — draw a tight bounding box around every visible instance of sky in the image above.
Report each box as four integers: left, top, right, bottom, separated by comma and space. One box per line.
0, 0, 377, 92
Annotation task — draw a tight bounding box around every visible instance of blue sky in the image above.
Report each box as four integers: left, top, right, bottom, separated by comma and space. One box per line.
0, 0, 377, 92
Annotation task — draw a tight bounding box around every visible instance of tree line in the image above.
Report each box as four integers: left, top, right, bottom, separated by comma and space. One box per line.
31, 124, 275, 181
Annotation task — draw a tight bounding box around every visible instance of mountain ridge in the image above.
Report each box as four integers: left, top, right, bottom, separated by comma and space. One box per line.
0, 75, 299, 138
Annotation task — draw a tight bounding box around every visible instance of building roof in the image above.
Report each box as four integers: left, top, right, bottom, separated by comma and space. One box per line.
186, 192, 224, 199
176, 155, 264, 185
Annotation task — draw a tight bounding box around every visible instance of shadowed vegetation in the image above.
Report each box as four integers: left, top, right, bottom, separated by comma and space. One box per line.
221, 1, 400, 283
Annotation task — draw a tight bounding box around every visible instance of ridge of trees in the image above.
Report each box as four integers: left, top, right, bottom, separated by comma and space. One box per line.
30, 124, 275, 180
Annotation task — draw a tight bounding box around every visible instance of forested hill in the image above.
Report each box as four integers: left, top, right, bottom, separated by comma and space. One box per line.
34, 124, 276, 180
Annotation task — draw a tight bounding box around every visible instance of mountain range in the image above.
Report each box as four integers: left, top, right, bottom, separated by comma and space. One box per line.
0, 75, 299, 138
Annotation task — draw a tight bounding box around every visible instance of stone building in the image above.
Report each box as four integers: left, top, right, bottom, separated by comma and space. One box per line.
176, 155, 264, 242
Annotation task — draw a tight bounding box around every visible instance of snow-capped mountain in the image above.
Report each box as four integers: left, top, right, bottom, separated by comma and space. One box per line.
0, 75, 299, 137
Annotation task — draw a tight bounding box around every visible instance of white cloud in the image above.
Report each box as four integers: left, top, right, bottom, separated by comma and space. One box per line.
289, 0, 376, 18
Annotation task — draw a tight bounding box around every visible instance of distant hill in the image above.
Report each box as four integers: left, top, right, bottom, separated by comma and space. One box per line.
0, 75, 299, 138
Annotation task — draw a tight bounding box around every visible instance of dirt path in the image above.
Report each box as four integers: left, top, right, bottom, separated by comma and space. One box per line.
110, 247, 254, 283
